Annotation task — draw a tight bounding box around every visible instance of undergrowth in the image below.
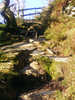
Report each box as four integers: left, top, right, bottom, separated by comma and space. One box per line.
36, 56, 62, 80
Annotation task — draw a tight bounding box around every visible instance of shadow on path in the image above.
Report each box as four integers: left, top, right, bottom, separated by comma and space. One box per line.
0, 49, 51, 100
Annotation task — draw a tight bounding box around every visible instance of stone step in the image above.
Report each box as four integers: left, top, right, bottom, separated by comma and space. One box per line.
48, 56, 70, 62
19, 90, 56, 100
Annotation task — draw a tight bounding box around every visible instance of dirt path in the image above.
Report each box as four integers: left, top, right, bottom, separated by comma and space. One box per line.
0, 40, 43, 72
0, 39, 75, 100
0, 39, 71, 73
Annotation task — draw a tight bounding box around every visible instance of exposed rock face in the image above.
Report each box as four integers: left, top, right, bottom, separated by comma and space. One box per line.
64, 1, 75, 17
70, 7, 75, 16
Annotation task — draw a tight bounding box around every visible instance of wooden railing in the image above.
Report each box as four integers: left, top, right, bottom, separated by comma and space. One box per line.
16, 7, 44, 19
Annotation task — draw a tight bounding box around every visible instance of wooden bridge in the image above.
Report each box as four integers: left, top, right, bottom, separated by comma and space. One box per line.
16, 7, 44, 20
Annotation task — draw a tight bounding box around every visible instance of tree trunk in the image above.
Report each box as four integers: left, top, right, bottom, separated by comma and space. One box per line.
1, 0, 17, 27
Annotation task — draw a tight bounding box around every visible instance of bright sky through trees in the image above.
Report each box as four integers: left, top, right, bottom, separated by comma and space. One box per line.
0, 0, 49, 23
0, 0, 48, 7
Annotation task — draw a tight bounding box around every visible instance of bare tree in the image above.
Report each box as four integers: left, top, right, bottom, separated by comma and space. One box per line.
21, 0, 25, 19
15, 0, 25, 18
15, 0, 20, 17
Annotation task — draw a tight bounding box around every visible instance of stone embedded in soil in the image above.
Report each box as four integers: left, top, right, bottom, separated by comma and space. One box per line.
0, 62, 13, 72
31, 50, 45, 56
19, 89, 56, 100
20, 61, 45, 76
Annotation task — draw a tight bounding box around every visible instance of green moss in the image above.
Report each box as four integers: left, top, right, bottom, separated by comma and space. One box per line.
37, 56, 52, 74
37, 56, 61, 80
